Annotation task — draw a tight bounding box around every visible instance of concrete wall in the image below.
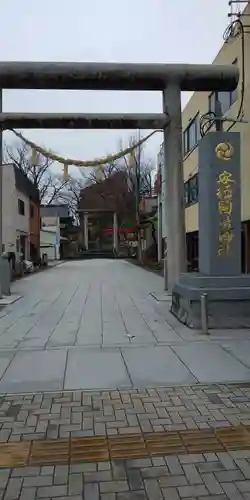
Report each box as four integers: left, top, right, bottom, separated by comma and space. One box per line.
182, 3, 250, 233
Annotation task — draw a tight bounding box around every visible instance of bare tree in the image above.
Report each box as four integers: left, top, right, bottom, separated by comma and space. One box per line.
120, 135, 155, 197
4, 139, 70, 204
4, 136, 155, 229
55, 174, 85, 224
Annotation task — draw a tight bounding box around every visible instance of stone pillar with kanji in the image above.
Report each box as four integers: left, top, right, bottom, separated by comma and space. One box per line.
198, 132, 241, 276
171, 131, 250, 328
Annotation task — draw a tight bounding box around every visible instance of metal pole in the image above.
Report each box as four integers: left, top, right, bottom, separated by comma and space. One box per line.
162, 84, 186, 292
201, 293, 209, 334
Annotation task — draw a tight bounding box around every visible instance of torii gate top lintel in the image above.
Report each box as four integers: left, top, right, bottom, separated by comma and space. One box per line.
0, 61, 238, 92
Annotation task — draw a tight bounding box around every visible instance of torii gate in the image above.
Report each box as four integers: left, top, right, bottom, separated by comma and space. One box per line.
0, 61, 238, 291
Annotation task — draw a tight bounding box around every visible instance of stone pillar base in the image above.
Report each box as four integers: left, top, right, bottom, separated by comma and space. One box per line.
171, 273, 250, 329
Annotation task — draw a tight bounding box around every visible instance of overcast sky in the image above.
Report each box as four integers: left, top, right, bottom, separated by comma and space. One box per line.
1, 0, 243, 174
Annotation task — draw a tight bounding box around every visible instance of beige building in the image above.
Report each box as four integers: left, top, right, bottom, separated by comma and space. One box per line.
182, 2, 250, 272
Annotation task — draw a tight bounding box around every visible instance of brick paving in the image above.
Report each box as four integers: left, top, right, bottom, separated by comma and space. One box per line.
1, 384, 250, 442
0, 385, 250, 497
2, 448, 250, 498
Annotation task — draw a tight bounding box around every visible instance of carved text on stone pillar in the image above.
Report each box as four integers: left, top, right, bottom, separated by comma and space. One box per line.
216, 170, 235, 257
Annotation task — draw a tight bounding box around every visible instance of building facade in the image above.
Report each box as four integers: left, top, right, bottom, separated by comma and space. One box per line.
158, 3, 250, 272
40, 204, 71, 259
40, 227, 59, 260
2, 163, 40, 265
182, 3, 250, 271
79, 171, 135, 252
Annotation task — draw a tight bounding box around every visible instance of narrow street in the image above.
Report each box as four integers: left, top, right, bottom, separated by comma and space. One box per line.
0, 260, 250, 393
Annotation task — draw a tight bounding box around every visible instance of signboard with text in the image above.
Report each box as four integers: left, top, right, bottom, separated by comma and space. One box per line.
198, 132, 241, 276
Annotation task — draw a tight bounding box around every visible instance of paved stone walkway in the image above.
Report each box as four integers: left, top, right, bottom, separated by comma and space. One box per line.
1, 385, 250, 498
0, 260, 250, 392
3, 453, 250, 499
2, 384, 250, 442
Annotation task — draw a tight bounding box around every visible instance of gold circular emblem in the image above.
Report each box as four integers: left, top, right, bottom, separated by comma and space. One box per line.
215, 142, 234, 161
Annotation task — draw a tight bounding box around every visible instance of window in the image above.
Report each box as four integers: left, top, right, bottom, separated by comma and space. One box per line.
184, 174, 199, 208
18, 199, 25, 215
189, 174, 199, 205
208, 60, 238, 115
30, 205, 34, 218
16, 239, 20, 252
183, 115, 200, 155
